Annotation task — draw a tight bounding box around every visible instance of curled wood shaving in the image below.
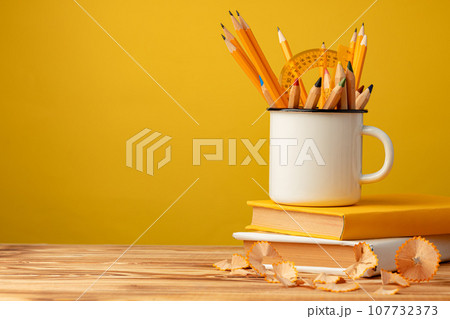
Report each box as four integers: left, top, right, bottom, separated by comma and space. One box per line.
395, 236, 441, 282
374, 286, 399, 295
315, 282, 360, 293
213, 253, 249, 271
313, 273, 346, 284
380, 269, 410, 287
247, 241, 282, 278
345, 242, 379, 279
271, 261, 298, 287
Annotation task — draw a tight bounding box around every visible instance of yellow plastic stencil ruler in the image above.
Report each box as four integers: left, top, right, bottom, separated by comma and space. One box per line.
279, 47, 351, 91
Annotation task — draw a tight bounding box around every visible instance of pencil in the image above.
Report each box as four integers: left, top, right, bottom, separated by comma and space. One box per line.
260, 76, 275, 106
346, 61, 356, 109
304, 77, 322, 109
278, 27, 308, 105
236, 12, 289, 106
348, 28, 357, 64
319, 42, 327, 107
356, 84, 373, 110
354, 34, 367, 88
323, 78, 346, 109
352, 23, 365, 67
288, 79, 300, 108
230, 12, 287, 107
323, 68, 331, 99
335, 62, 347, 109
223, 37, 262, 95
222, 24, 257, 75
355, 85, 364, 99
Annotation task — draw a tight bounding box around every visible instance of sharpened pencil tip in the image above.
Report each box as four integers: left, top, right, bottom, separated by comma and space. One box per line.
236, 10, 240, 16
347, 61, 353, 72
368, 84, 373, 93
315, 77, 322, 87
220, 23, 224, 29
277, 26, 280, 31
355, 28, 357, 32
221, 34, 226, 40
339, 78, 346, 87
362, 22, 364, 26
229, 10, 234, 16
259, 76, 263, 86
293, 79, 299, 86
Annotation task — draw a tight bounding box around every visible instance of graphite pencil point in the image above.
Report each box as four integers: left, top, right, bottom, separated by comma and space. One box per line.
315, 77, 322, 87
221, 34, 226, 40
347, 61, 354, 72
229, 10, 234, 16
368, 84, 373, 93
220, 23, 224, 29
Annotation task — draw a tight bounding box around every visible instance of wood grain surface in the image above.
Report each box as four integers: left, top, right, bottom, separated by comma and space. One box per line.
0, 244, 448, 301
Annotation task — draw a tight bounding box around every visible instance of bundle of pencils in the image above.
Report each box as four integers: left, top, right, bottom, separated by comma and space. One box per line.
221, 13, 373, 111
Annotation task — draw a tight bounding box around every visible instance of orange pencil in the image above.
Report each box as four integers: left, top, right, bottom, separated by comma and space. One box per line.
223, 37, 262, 95
222, 24, 257, 75
236, 11, 289, 106
277, 27, 307, 105
230, 12, 286, 107
259, 76, 275, 106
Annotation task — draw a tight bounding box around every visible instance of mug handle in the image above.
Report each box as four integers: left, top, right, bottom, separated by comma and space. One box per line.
360, 125, 394, 184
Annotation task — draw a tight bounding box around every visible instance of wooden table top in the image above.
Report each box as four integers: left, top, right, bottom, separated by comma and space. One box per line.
0, 244, 448, 301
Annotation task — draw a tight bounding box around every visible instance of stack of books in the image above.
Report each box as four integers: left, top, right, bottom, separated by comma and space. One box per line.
233, 194, 450, 276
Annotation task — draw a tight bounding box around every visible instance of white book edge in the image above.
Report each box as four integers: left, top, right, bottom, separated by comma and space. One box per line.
233, 232, 450, 277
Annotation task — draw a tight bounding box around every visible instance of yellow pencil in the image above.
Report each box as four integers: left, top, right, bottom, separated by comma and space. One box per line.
223, 37, 262, 96
354, 34, 367, 88
236, 12, 288, 106
352, 23, 365, 67
229, 12, 286, 107
348, 28, 357, 65
222, 24, 257, 75
319, 42, 327, 107
277, 27, 308, 105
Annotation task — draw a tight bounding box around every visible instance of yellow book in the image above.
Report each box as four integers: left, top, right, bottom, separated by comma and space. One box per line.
246, 194, 450, 240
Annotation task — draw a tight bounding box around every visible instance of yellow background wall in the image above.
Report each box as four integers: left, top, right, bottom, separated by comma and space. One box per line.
1, 0, 450, 245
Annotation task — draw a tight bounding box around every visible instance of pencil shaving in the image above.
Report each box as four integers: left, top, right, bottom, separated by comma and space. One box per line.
315, 282, 360, 293
213, 253, 249, 271
395, 236, 441, 282
374, 287, 399, 295
272, 261, 298, 287
380, 269, 410, 287
313, 273, 346, 284
247, 241, 282, 277
345, 242, 378, 279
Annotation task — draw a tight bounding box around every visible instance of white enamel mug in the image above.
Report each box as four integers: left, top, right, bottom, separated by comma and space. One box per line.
269, 109, 394, 206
